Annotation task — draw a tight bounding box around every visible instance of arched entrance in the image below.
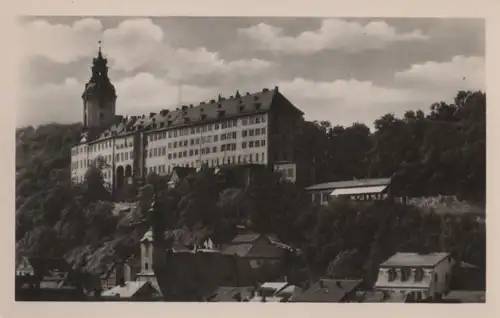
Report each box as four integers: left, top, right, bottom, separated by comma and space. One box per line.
116, 166, 124, 189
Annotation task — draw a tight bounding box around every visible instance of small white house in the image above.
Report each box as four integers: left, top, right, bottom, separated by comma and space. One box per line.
374, 252, 454, 302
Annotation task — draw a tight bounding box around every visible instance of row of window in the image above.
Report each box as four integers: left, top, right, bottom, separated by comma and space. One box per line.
147, 140, 267, 160
162, 127, 266, 150
72, 139, 133, 156
148, 115, 267, 142
147, 152, 267, 175
72, 117, 268, 156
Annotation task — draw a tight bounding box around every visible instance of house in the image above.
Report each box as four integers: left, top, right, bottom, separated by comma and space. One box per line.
100, 256, 141, 292
168, 166, 197, 189
207, 286, 256, 302
374, 252, 455, 302
100, 281, 162, 300
305, 178, 392, 205
221, 233, 288, 269
214, 163, 268, 188
136, 228, 257, 301
252, 281, 302, 302
15, 257, 84, 301
288, 278, 362, 302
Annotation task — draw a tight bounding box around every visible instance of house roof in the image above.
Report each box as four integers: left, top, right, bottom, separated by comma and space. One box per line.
331, 185, 388, 196
289, 279, 362, 302
208, 286, 255, 302
86, 87, 302, 143
305, 178, 391, 192
101, 281, 156, 298
381, 252, 451, 267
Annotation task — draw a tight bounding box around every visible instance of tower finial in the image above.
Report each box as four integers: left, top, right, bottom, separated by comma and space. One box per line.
98, 40, 102, 57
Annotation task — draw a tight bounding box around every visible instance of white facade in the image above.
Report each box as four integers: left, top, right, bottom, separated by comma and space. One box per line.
374, 252, 454, 301
71, 113, 270, 185
143, 113, 268, 175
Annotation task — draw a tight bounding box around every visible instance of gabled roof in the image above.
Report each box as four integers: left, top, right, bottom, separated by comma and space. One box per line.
381, 252, 451, 267
305, 178, 392, 191
86, 87, 302, 143
289, 279, 362, 302
101, 281, 159, 298
171, 167, 197, 181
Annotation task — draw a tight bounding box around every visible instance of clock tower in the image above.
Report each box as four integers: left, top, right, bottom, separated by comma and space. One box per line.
81, 41, 117, 128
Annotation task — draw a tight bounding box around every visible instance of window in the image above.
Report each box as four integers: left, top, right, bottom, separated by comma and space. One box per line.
215, 123, 219, 130
168, 154, 172, 159
184, 140, 188, 147
262, 115, 266, 123
125, 152, 129, 160
208, 124, 213, 131
232, 131, 237, 139
434, 273, 438, 283
190, 139, 194, 146
189, 150, 194, 156
212, 146, 217, 153
261, 140, 266, 147
388, 268, 397, 281
174, 130, 178, 137
168, 131, 172, 138
183, 150, 187, 157
249, 117, 255, 124
242, 142, 247, 149
168, 142, 172, 149
255, 129, 260, 136
221, 145, 226, 151
242, 130, 247, 137
256, 117, 261, 124
195, 149, 199, 155
173, 141, 177, 148
415, 268, 424, 282
249, 141, 254, 148
249, 129, 255, 136
162, 131, 167, 139
162, 147, 166, 156
153, 148, 157, 157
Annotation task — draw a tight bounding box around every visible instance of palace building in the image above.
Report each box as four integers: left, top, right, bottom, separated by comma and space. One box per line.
70, 45, 305, 192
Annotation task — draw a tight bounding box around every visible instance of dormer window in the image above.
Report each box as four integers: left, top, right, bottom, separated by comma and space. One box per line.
201, 114, 207, 120
184, 117, 190, 124
167, 120, 172, 126
239, 105, 245, 112
254, 102, 262, 110
217, 110, 226, 118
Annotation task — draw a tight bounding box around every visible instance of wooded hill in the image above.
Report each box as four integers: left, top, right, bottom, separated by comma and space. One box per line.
15, 90, 486, 287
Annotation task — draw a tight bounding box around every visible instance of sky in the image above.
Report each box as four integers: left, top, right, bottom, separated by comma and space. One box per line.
17, 17, 485, 129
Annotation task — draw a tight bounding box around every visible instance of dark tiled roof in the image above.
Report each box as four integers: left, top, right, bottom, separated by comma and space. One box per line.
305, 178, 392, 191
289, 279, 362, 302
231, 233, 262, 244
90, 87, 301, 142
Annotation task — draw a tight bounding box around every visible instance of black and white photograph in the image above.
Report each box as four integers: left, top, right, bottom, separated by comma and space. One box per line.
14, 15, 486, 303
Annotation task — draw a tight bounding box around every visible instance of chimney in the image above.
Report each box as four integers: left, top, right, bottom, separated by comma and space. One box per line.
262, 88, 269, 92
149, 112, 156, 118
190, 104, 194, 108
182, 105, 188, 110
274, 85, 279, 92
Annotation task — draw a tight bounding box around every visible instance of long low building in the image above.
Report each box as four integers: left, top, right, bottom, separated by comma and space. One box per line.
305, 178, 392, 205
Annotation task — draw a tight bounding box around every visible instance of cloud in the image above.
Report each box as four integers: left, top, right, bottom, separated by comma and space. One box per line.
17, 73, 218, 127
20, 18, 274, 80
20, 18, 103, 63
394, 55, 485, 91
238, 19, 428, 54
275, 77, 426, 125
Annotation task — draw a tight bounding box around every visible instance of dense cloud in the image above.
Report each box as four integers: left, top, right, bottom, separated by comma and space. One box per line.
18, 17, 484, 128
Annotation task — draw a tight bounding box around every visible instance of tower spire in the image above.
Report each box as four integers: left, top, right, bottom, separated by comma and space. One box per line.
98, 40, 102, 57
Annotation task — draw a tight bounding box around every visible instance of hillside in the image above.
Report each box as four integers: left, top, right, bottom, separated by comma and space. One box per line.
15, 90, 486, 291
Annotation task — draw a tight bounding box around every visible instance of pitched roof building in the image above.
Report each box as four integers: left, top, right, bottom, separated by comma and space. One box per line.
70, 46, 305, 192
